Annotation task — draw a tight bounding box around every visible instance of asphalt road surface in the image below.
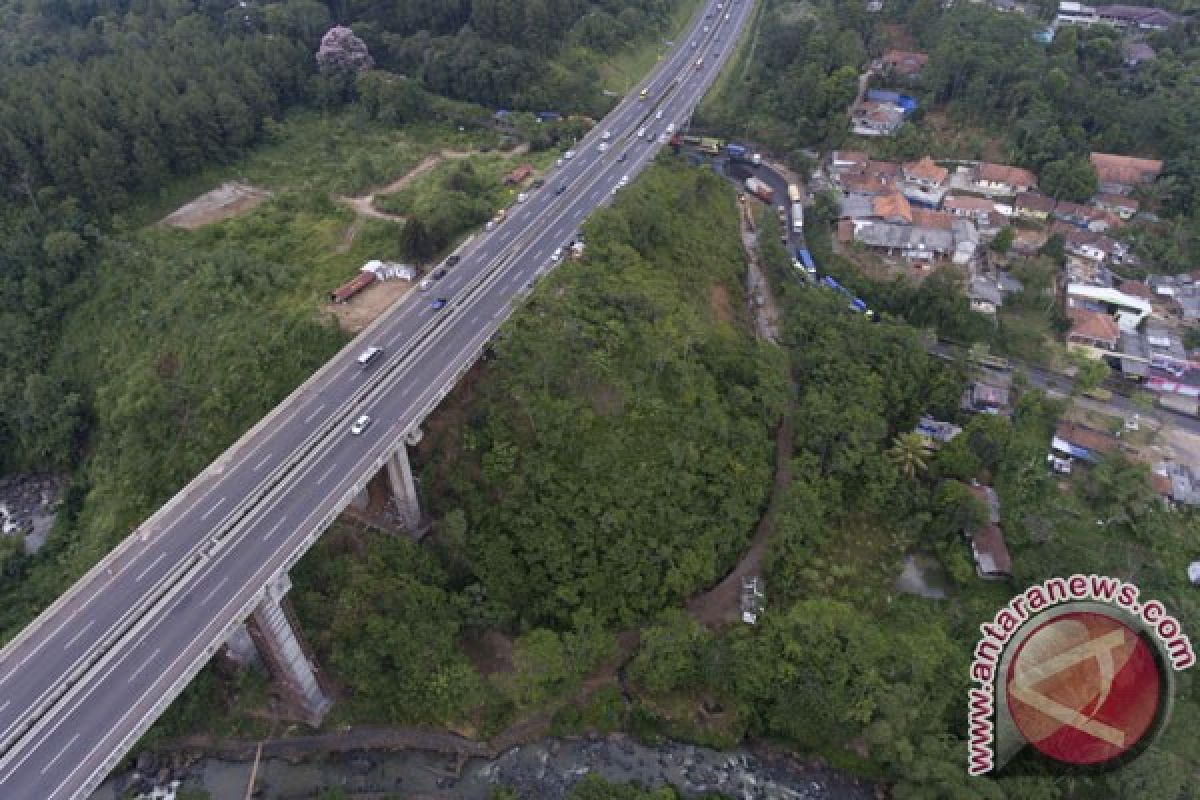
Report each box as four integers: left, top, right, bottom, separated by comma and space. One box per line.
0, 1, 756, 797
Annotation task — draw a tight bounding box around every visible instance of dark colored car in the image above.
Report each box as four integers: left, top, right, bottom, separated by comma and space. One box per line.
531, 179, 545, 189
431, 297, 448, 310
555, 185, 567, 195
446, 255, 461, 267
432, 268, 447, 280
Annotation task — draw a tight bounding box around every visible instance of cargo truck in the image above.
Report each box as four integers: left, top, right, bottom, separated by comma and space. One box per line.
791, 202, 804, 233
796, 248, 816, 275
787, 184, 802, 204
744, 177, 774, 203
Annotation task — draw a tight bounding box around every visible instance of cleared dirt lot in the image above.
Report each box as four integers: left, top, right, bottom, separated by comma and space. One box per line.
161, 182, 271, 228
323, 280, 415, 334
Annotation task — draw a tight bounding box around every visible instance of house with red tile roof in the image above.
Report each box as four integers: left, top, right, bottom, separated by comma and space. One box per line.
881, 49, 929, 76
1067, 308, 1120, 353
974, 163, 1038, 195
1090, 152, 1163, 195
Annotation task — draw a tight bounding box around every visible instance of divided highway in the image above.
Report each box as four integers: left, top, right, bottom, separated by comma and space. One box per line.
0, 0, 754, 796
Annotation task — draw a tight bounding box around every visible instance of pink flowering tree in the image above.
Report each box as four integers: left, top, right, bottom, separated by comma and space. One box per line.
316, 26, 374, 73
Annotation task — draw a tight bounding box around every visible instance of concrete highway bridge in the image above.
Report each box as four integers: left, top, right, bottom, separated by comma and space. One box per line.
0, 1, 753, 795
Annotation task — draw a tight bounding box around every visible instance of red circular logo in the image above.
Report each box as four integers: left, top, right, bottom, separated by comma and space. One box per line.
1005, 611, 1163, 766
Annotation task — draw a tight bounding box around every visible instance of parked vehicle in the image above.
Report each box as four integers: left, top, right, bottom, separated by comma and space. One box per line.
564, 149, 576, 160
639, 88, 649, 101
517, 192, 529, 202
1157, 393, 1200, 418
431, 297, 448, 310
432, 268, 447, 280
791, 202, 804, 233
419, 278, 434, 291
787, 184, 802, 204
350, 414, 372, 435
744, 177, 774, 203
446, 255, 461, 267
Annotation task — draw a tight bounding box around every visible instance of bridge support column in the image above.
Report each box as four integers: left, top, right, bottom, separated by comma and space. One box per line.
350, 486, 370, 511
247, 573, 331, 726
386, 444, 421, 529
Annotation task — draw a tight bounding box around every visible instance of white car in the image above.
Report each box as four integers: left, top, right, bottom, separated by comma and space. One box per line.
555, 158, 564, 167
655, 109, 664, 120
350, 415, 372, 436
601, 130, 613, 141
725, 11, 731, 18
517, 192, 529, 202
419, 278, 434, 291
564, 149, 576, 160
637, 126, 647, 138
691, 40, 698, 48
552, 247, 563, 261
666, 123, 676, 134
704, 25, 710, 32
598, 142, 610, 153
619, 175, 630, 187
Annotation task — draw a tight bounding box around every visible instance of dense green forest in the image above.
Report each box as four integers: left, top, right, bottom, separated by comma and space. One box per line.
0, 0, 690, 477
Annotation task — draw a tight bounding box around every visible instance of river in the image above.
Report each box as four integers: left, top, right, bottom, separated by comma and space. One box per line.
94, 735, 878, 800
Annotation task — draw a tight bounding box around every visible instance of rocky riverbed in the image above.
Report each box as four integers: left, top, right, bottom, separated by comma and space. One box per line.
96, 734, 879, 800
0, 472, 64, 553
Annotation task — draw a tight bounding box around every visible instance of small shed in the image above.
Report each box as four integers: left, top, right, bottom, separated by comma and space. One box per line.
330, 271, 376, 303
504, 164, 534, 185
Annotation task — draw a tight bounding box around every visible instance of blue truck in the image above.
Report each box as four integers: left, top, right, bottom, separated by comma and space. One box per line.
796, 248, 816, 275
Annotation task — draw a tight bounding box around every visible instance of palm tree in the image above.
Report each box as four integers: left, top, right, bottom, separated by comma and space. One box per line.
887, 431, 929, 480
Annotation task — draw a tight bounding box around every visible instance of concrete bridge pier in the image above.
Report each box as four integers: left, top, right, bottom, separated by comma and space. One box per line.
247, 573, 331, 726
386, 442, 421, 529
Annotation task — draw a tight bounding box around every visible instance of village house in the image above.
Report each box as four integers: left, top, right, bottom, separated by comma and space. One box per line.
915, 416, 963, 448
880, 49, 930, 78
851, 100, 906, 136
1094, 192, 1140, 220
830, 150, 869, 178
968, 274, 1004, 315
967, 484, 1012, 581
1014, 191, 1056, 220
1090, 152, 1163, 195
1056, 1, 1181, 30
1050, 421, 1132, 474
974, 163, 1038, 196
1067, 307, 1121, 355
900, 156, 950, 206
1012, 228, 1049, 257
962, 370, 1013, 415
1125, 42, 1156, 67
1053, 201, 1122, 232
1052, 222, 1124, 264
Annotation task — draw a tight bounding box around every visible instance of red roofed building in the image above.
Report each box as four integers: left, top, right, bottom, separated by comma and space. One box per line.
872, 191, 913, 224
902, 156, 948, 189
504, 163, 534, 185
974, 163, 1038, 195
330, 271, 377, 303
911, 208, 956, 230
967, 484, 1012, 581
1090, 152, 1163, 194
881, 49, 929, 76
1067, 308, 1120, 353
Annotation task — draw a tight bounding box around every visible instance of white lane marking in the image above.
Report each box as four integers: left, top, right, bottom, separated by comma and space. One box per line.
399, 384, 414, 399
500, 229, 514, 241
302, 403, 326, 425
199, 497, 226, 522
261, 517, 288, 543
251, 454, 272, 473
39, 734, 79, 775
199, 578, 229, 608
315, 462, 339, 486
61, 621, 95, 652
134, 553, 167, 583
0, 700, 9, 714
126, 649, 161, 685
